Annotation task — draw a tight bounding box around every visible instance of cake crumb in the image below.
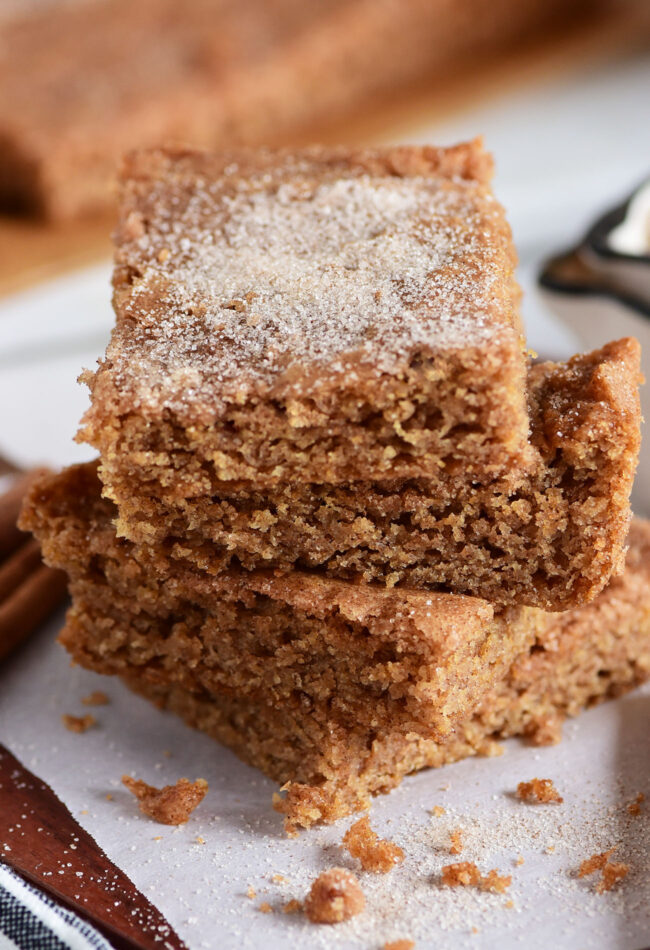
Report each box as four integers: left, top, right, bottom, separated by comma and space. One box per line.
153, 835, 162, 842
515, 856, 524, 867
195, 836, 205, 845
578, 847, 628, 892
441, 862, 482, 888
122, 775, 208, 825
62, 713, 96, 733
81, 691, 109, 706
449, 828, 463, 855
505, 899, 515, 909
516, 778, 563, 804
545, 844, 556, 854
482, 869, 512, 894
246, 886, 256, 899
441, 862, 511, 893
271, 874, 288, 884
304, 868, 365, 924
383, 940, 415, 950
597, 862, 629, 893
105, 793, 113, 801
627, 793, 645, 816
342, 817, 404, 873
431, 806, 446, 817
578, 847, 618, 878
258, 902, 273, 914
283, 899, 302, 914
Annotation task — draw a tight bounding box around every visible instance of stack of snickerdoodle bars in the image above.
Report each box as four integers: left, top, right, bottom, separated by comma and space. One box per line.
22, 141, 649, 833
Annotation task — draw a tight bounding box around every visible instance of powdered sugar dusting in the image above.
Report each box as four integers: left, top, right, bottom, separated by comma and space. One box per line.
109, 164, 515, 413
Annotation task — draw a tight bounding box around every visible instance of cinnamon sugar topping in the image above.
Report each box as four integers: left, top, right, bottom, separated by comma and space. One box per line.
107, 146, 517, 414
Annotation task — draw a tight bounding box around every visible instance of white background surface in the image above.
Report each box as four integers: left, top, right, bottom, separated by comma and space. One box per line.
0, 47, 649, 950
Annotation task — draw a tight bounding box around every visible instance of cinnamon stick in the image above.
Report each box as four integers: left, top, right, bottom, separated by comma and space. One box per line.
0, 470, 68, 661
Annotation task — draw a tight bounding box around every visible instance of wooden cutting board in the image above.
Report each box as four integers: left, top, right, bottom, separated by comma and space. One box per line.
0, 3, 647, 299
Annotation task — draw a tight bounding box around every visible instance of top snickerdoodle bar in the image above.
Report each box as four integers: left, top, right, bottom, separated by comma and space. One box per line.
80, 141, 533, 489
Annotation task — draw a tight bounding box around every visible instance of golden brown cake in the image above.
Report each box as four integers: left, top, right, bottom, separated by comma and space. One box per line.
0, 0, 596, 219
77, 143, 641, 610
21, 463, 540, 740
102, 339, 642, 610
20, 466, 650, 832
80, 142, 531, 489
138, 518, 650, 833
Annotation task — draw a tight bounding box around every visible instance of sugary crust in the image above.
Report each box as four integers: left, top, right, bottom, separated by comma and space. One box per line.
21, 463, 537, 739
86, 339, 641, 610
79, 140, 531, 487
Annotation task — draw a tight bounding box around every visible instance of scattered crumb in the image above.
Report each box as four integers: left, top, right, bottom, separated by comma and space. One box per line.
441, 862, 482, 888
383, 940, 415, 950
578, 847, 628, 893
482, 869, 513, 894
80, 809, 88, 816
62, 713, 96, 734
283, 899, 302, 915
597, 862, 629, 894
578, 847, 618, 878
516, 779, 563, 804
505, 900, 514, 909
246, 886, 256, 900
449, 829, 463, 855
153, 835, 163, 842
105, 793, 113, 801
545, 844, 556, 855
122, 775, 208, 825
195, 836, 205, 845
259, 902, 273, 914
342, 817, 405, 874
304, 868, 365, 924
627, 793, 645, 816
471, 927, 479, 935
271, 874, 288, 884
163, 750, 172, 758
157, 247, 170, 263
431, 806, 446, 817
441, 862, 511, 894
81, 691, 109, 706
515, 856, 524, 867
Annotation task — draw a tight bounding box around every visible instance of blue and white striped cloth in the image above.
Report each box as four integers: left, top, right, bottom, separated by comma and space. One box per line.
0, 865, 113, 950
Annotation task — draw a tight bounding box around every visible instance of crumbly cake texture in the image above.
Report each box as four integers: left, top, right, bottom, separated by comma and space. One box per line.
79, 141, 536, 493
0, 0, 588, 219
102, 339, 641, 611
20, 467, 650, 830
130, 518, 650, 832
21, 464, 539, 740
